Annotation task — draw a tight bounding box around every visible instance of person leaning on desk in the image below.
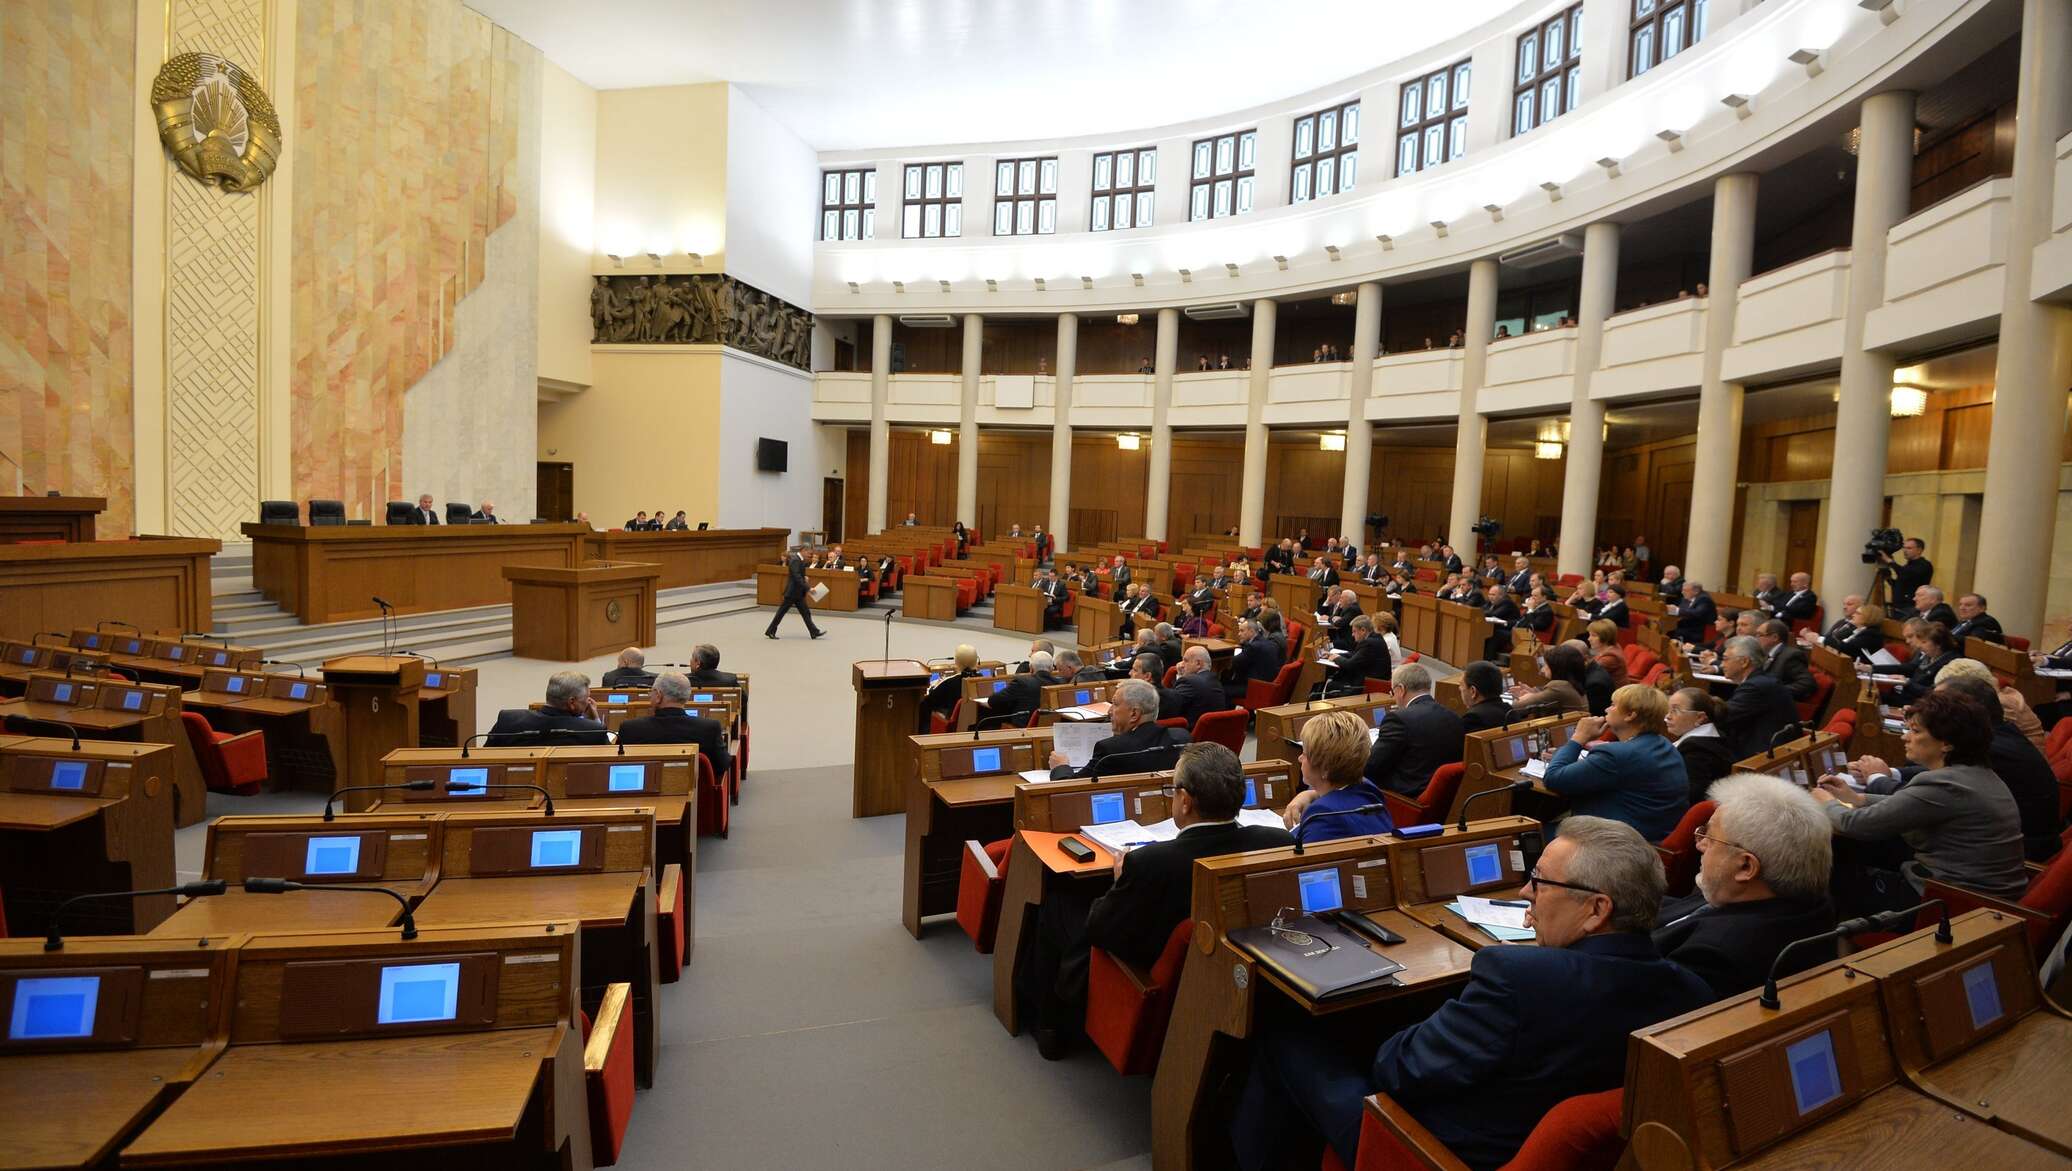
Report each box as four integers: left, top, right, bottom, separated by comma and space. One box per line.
1047, 678, 1189, 780
1230, 816, 1716, 1171
1277, 710, 1393, 840
1540, 684, 1690, 842
920, 644, 981, 728
486, 671, 610, 745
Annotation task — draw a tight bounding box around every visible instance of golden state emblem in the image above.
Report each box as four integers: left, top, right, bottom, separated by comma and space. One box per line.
152, 52, 281, 192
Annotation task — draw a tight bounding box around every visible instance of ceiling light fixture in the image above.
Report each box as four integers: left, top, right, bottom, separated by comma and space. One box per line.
1656, 128, 1684, 153
1889, 385, 1928, 417
1116, 433, 1141, 451
1324, 245, 1342, 262
892, 280, 906, 293
1788, 48, 1825, 78
687, 252, 704, 267
1131, 272, 1145, 287
1721, 93, 1752, 119
1539, 180, 1563, 202
1116, 312, 1140, 325
1375, 234, 1394, 251
1483, 203, 1505, 223
1597, 157, 1622, 178
1535, 439, 1565, 460
606, 253, 624, 268
1858, 0, 1899, 25
1273, 255, 1288, 271
1319, 432, 1347, 452
646, 252, 663, 266
1330, 291, 1357, 306
929, 429, 953, 446
1429, 219, 1449, 238
1225, 262, 1241, 278
1081, 275, 1094, 290
1178, 268, 1193, 284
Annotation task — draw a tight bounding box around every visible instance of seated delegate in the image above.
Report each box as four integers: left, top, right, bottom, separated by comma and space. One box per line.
616, 672, 732, 779
1540, 684, 1689, 841
1456, 660, 1512, 733
1364, 662, 1464, 798
601, 646, 655, 688
1047, 678, 1190, 780
1278, 709, 1393, 841
485, 671, 610, 746
1667, 687, 1736, 808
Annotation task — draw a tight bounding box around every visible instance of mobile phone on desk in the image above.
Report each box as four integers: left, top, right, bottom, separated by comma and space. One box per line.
1059, 837, 1096, 863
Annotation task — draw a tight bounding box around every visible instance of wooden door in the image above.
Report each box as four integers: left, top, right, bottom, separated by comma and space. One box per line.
535, 462, 573, 521
1784, 500, 1820, 578
823, 478, 845, 543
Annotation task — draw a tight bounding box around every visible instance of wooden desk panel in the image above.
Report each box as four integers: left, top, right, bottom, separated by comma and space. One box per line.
0, 537, 217, 635
242, 523, 589, 624
0, 495, 105, 543
5, 1049, 201, 1170
149, 889, 407, 936
505, 560, 660, 661
0, 738, 180, 934
901, 576, 959, 621
583, 527, 788, 589
993, 584, 1048, 634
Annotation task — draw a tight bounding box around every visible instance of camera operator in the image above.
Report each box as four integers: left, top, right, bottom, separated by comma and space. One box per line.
1871, 534, 1933, 614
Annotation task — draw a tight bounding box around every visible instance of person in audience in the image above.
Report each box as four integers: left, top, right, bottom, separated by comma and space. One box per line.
1892, 621, 1959, 706
1357, 552, 1385, 584
1666, 687, 1736, 807
1186, 572, 1217, 615
1750, 572, 1787, 616
1319, 588, 1362, 652
1264, 539, 1295, 575
1886, 536, 1934, 609
1937, 656, 2045, 746
1439, 543, 1464, 574
1120, 581, 1160, 621
1037, 568, 1068, 627
486, 671, 609, 745
1713, 636, 1801, 759
471, 501, 499, 523
1457, 661, 1513, 733
408, 493, 440, 524
1227, 616, 1284, 704
1321, 615, 1392, 697
1594, 584, 1631, 629
1816, 688, 2027, 912
1511, 643, 1589, 717
1570, 636, 1615, 716
988, 652, 1058, 727
1071, 562, 1101, 595
1504, 555, 1532, 596
1047, 678, 1189, 781
1481, 582, 1521, 662
1052, 648, 1105, 685
1281, 709, 1394, 839
617, 672, 733, 780
1908, 585, 1957, 630
665, 510, 690, 531
1032, 523, 1051, 561
1259, 606, 1289, 659
1138, 356, 1154, 373
1232, 816, 1715, 1171
1657, 564, 1683, 596
1543, 685, 1688, 840
1756, 619, 1816, 701
624, 511, 648, 529
1166, 645, 1232, 725
1365, 662, 1464, 797
920, 645, 981, 728
1668, 579, 1717, 644
1109, 555, 1133, 593
601, 647, 655, 689
1947, 592, 2003, 649
1586, 619, 1628, 687
1516, 586, 1556, 643
1653, 772, 1837, 996
1373, 610, 1404, 662
1176, 596, 1212, 638
1800, 593, 1863, 650
1773, 572, 1819, 622
1307, 552, 1340, 607
1152, 622, 1185, 674
1023, 742, 1288, 1060
1820, 600, 1887, 662
686, 643, 740, 693
903, 512, 918, 525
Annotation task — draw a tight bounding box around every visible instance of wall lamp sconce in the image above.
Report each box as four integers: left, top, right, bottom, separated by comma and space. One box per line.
1788, 48, 1825, 78
1540, 180, 1563, 202
1178, 268, 1193, 284
1324, 244, 1341, 261
1131, 272, 1145, 287
892, 280, 906, 294
1428, 219, 1449, 238
1225, 262, 1241, 278
1375, 234, 1394, 251
1272, 255, 1288, 271
1034, 277, 1047, 292
1721, 93, 1752, 119
938, 279, 951, 294
1656, 128, 1684, 153
1483, 203, 1504, 223
606, 253, 624, 268
846, 281, 860, 294
1596, 156, 1622, 178
646, 252, 663, 267
1080, 275, 1094, 290
686, 252, 704, 267
1858, 0, 1899, 25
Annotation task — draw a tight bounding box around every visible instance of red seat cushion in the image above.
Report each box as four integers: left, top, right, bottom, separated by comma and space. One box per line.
1086, 920, 1193, 1075
955, 839, 1012, 952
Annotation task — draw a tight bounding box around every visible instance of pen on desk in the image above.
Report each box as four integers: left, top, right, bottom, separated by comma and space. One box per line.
1488, 899, 1530, 908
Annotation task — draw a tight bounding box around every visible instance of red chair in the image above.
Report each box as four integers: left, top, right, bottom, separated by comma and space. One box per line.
955, 838, 1013, 953
1194, 707, 1248, 753
1622, 646, 1659, 679
1640, 663, 1671, 688
696, 753, 729, 838
1383, 762, 1466, 829
1156, 716, 1189, 731
178, 711, 267, 796
656, 863, 685, 983
930, 699, 964, 735
1797, 670, 1835, 724
581, 982, 637, 1166
1923, 842, 2072, 960
1790, 608, 1824, 638
2046, 719, 2072, 762
1162, 665, 1179, 687
1085, 920, 1193, 1075
1822, 707, 1858, 740
1403, 652, 1420, 664
1654, 801, 1716, 897
1344, 1088, 1625, 1171
1363, 678, 1391, 696
1245, 660, 1303, 713
2006, 635, 2031, 652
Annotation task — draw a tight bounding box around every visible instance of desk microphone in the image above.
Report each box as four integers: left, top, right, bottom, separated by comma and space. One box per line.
1080, 742, 1184, 781
394, 651, 441, 669
33, 630, 68, 647
1291, 803, 1386, 854
1766, 721, 1811, 757
95, 619, 139, 633
372, 597, 395, 657
262, 659, 306, 677
45, 881, 226, 950
882, 606, 895, 663
1456, 780, 1532, 833
460, 729, 545, 758
441, 779, 556, 813
1758, 899, 1949, 1010
244, 878, 418, 940
63, 658, 107, 678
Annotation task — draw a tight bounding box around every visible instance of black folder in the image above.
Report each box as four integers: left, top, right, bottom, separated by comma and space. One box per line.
1228, 915, 1406, 1000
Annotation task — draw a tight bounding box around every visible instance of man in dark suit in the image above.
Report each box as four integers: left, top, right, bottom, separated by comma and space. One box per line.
1480, 583, 1520, 661
1887, 536, 1933, 608
1750, 572, 1789, 618
1907, 585, 1957, 630
665, 511, 690, 531
1715, 637, 1802, 759
1036, 569, 1069, 627
1023, 741, 1290, 1058
1594, 585, 1630, 629
1232, 817, 1715, 1169
1755, 620, 1816, 701
1948, 592, 2004, 649
1319, 589, 1361, 652
1165, 646, 1232, 725
1657, 564, 1684, 596
1457, 661, 1513, 733
1263, 539, 1296, 575
1439, 544, 1463, 574
1048, 678, 1189, 781
601, 647, 655, 689
1892, 621, 1959, 706
1651, 772, 1836, 997
1226, 617, 1285, 704
1775, 572, 1820, 623
470, 501, 501, 524
1321, 615, 1392, 697
987, 653, 1059, 728
1150, 624, 1184, 676
1108, 556, 1133, 594
686, 643, 739, 691
1187, 576, 1216, 615
763, 547, 825, 639
485, 671, 610, 746
1119, 583, 1161, 621
1506, 556, 1533, 596
1364, 662, 1465, 797
1307, 556, 1340, 608
616, 672, 733, 781
405, 494, 440, 524
626, 511, 650, 530
1670, 580, 1717, 644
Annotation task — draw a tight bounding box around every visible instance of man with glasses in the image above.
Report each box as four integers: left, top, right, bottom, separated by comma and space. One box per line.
1231, 817, 1713, 1171
1651, 773, 1836, 997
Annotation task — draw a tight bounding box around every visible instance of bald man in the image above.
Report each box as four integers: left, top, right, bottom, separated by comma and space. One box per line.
1164, 644, 1233, 727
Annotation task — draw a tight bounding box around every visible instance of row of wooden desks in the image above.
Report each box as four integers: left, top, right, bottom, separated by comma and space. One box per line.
0, 737, 183, 937
0, 675, 208, 828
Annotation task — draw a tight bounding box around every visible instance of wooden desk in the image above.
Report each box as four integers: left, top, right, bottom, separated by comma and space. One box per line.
1253, 693, 1391, 767
1434, 600, 1481, 666
242, 522, 589, 624
993, 584, 1049, 634
1385, 816, 1545, 950
753, 563, 863, 611
323, 656, 425, 807
1075, 593, 1125, 646
0, 537, 217, 636
854, 660, 931, 818
1451, 713, 1583, 823
182, 672, 347, 795
900, 729, 1054, 937
1267, 573, 1319, 623
504, 560, 661, 661
418, 665, 479, 748
901, 575, 960, 620
148, 809, 445, 939
0, 738, 180, 938
0, 677, 206, 828
1398, 592, 1437, 658
0, 494, 105, 543
582, 526, 788, 589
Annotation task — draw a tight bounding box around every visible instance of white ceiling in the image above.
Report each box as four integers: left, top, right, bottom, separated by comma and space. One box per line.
468, 0, 1516, 152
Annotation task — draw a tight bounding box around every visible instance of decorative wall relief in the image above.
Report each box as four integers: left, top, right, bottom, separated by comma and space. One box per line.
589, 274, 813, 369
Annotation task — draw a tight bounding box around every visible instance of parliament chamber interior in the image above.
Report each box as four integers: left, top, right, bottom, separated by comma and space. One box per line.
8, 0, 2072, 1166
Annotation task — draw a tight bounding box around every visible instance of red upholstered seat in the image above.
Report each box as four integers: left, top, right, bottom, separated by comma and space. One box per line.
1162, 665, 1179, 688
1085, 919, 1193, 1075
1639, 663, 1670, 688
656, 863, 686, 983
1364, 678, 1391, 696
2046, 719, 2072, 762
1790, 608, 1824, 637
1345, 1087, 1625, 1170
1924, 841, 2072, 959
581, 983, 638, 1166
178, 711, 267, 796
955, 838, 1013, 952
1383, 762, 1464, 829
1193, 706, 1247, 753
1156, 716, 1189, 730
1245, 660, 1303, 712
1622, 646, 1658, 678
955, 578, 980, 610
1655, 800, 1715, 896
1884, 640, 1912, 663
696, 753, 729, 838
1797, 670, 1835, 724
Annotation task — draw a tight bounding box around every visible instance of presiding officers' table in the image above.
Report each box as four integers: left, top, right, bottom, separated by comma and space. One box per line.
583, 526, 789, 589
0, 536, 219, 635
0, 495, 105, 543
242, 522, 590, 624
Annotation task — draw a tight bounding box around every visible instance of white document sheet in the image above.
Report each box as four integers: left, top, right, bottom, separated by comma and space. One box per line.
1456, 895, 1533, 930
1051, 720, 1112, 769
1078, 819, 1173, 854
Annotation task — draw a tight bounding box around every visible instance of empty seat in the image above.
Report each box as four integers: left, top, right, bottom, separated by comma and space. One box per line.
257, 500, 300, 525
955, 838, 1013, 953
1085, 919, 1193, 1075
581, 983, 637, 1166
306, 499, 346, 526
1193, 707, 1248, 753
179, 711, 267, 796
1383, 762, 1465, 829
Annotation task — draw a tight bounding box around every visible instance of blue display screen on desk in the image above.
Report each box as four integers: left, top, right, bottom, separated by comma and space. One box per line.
81, 634, 102, 649
1074, 689, 1092, 705
287, 682, 309, 700
49, 683, 74, 704
118, 639, 144, 655
9, 975, 99, 1040
1372, 707, 1389, 727
530, 829, 583, 868
1963, 961, 2003, 1030
606, 693, 631, 704
447, 766, 489, 794
991, 680, 1008, 694
14, 648, 33, 665
1464, 842, 1503, 887
304, 835, 362, 876
377, 962, 459, 1025
205, 651, 228, 666
424, 673, 444, 688
223, 676, 246, 693
1243, 778, 1257, 808
164, 645, 186, 661
1297, 867, 1343, 914
120, 692, 145, 711
49, 760, 90, 791
608, 763, 646, 792
971, 747, 1002, 773
1089, 792, 1125, 824
693, 693, 716, 703
1786, 1031, 1843, 1115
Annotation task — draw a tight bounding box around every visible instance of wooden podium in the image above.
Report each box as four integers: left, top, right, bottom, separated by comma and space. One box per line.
503, 560, 660, 661
902, 576, 959, 621
1074, 593, 1124, 646
993, 584, 1047, 634
0, 495, 104, 543
321, 655, 426, 809
853, 660, 931, 817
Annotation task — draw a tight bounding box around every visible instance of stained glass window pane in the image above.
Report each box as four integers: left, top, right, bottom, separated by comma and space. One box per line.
861, 208, 874, 238
1516, 91, 1535, 133
997, 161, 1014, 192
1236, 176, 1254, 214
1092, 198, 1110, 231
1664, 7, 1685, 57
1544, 18, 1562, 61
923, 203, 941, 237
844, 209, 859, 240
1342, 104, 1359, 144
1214, 180, 1232, 217
1015, 201, 1032, 234
1138, 149, 1156, 184
1117, 151, 1134, 187
1018, 160, 1036, 194
1427, 75, 1446, 115
1239, 132, 1256, 169
1424, 125, 1444, 168
822, 210, 838, 239
1519, 37, 1537, 83
1193, 141, 1212, 179
1542, 78, 1561, 123
1449, 116, 1468, 160
1318, 110, 1337, 152
1570, 8, 1583, 55
1340, 152, 1357, 188
1402, 85, 1422, 126
1190, 185, 1209, 221
1135, 191, 1153, 225
903, 204, 920, 237
1216, 136, 1234, 174
904, 166, 921, 199
1634, 27, 1653, 73
1293, 166, 1311, 202
863, 172, 876, 202
995, 202, 1013, 235
1453, 63, 1472, 109
1037, 200, 1055, 234
944, 204, 961, 236
1114, 193, 1132, 229
1694, 0, 1709, 38
825, 173, 841, 202
945, 164, 962, 197
1398, 134, 1418, 175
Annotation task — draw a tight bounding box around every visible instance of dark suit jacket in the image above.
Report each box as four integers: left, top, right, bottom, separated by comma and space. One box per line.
1163, 671, 1230, 726
485, 706, 609, 747
1120, 594, 1160, 620
1652, 892, 1836, 998
403, 507, 439, 525
1085, 820, 1295, 968
616, 707, 732, 780
920, 668, 976, 725
1110, 565, 1133, 591
1517, 605, 1555, 636
1236, 634, 1284, 684
1264, 547, 1295, 574
1506, 569, 1532, 594
989, 671, 1056, 726
1917, 602, 1957, 630
1677, 732, 1737, 806
1581, 662, 1615, 717
1325, 602, 1362, 651
1716, 671, 1800, 759
1875, 722, 2063, 861
1325, 637, 1392, 696
1894, 649, 1958, 706
1777, 589, 1820, 622
1039, 579, 1068, 612
1754, 586, 1790, 616
1443, 554, 1464, 574
1949, 612, 2003, 648
1051, 721, 1190, 781
1823, 623, 1885, 662
1596, 599, 1629, 628
1365, 696, 1465, 797
1892, 556, 1933, 601
686, 667, 739, 689
1369, 932, 1716, 1170
471, 511, 499, 524
781, 554, 809, 601
1672, 592, 1717, 643
1459, 699, 1513, 735
1762, 643, 1816, 701
600, 667, 655, 689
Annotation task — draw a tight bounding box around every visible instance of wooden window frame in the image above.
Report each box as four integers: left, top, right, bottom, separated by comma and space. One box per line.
901, 162, 965, 239
820, 167, 876, 241
1394, 62, 1472, 178
1292, 99, 1361, 202
1629, 0, 1708, 78
1188, 129, 1257, 222
1512, 3, 1584, 138
1090, 146, 1158, 233
992, 156, 1059, 237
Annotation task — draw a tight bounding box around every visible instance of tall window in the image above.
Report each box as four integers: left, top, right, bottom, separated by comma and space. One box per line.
1630, 0, 1709, 77
901, 162, 964, 239
993, 157, 1058, 236
1513, 4, 1583, 137
1189, 130, 1257, 221
821, 168, 875, 241
1292, 100, 1360, 202
1091, 146, 1157, 232
1396, 61, 1472, 176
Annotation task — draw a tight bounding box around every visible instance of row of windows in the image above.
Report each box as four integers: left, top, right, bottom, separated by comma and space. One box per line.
820, 1, 1708, 240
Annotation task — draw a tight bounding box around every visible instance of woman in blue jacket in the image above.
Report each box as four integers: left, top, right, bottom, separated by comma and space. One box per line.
1541, 684, 1689, 841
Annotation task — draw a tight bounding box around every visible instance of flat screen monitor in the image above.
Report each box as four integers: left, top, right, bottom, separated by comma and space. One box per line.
14, 647, 34, 665
1088, 792, 1126, 824
1785, 1031, 1844, 1116
1371, 706, 1389, 727
1297, 867, 1344, 914
164, 645, 186, 661
424, 672, 445, 689
9, 975, 99, 1040
120, 692, 145, 712
1243, 778, 1258, 808
971, 746, 1001, 774
607, 763, 647, 793
303, 835, 363, 876
606, 693, 631, 705
1962, 960, 2003, 1030
376, 962, 460, 1025
447, 765, 489, 795
530, 828, 583, 868
693, 693, 716, 703
755, 437, 788, 473
80, 634, 102, 649
205, 651, 229, 666
287, 681, 310, 700
1494, 737, 1524, 767
929, 673, 943, 686
1067, 689, 1087, 705
118, 638, 144, 655
990, 680, 1008, 694
48, 682, 74, 704
223, 676, 247, 694
49, 760, 89, 792
1463, 842, 1503, 886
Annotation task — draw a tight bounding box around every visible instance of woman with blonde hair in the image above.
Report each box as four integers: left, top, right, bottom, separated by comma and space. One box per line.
1587, 619, 1628, 687
1541, 683, 1689, 840
1279, 709, 1396, 840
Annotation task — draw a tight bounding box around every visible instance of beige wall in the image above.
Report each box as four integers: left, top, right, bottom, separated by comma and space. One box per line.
538, 348, 724, 528
538, 59, 597, 390
592, 84, 729, 269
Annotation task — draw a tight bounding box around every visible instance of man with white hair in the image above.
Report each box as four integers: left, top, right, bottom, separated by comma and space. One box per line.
617, 672, 732, 780
485, 670, 609, 746
1047, 678, 1188, 780
1713, 636, 1800, 759
1652, 773, 1836, 996
601, 647, 654, 689
1910, 584, 1956, 629
988, 651, 1058, 728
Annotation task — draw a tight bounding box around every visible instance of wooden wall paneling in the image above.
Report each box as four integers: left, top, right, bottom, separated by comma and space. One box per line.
974, 431, 1054, 536
1068, 436, 1149, 547
845, 430, 869, 530
1073, 317, 1160, 375
1167, 435, 1245, 539
978, 319, 1060, 374
1265, 440, 1346, 539
888, 320, 967, 373
1174, 318, 1254, 370
1367, 446, 1458, 546
1910, 103, 2016, 214
1271, 302, 1359, 366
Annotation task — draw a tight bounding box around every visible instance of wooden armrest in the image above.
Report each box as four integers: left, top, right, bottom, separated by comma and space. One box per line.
1364, 1092, 1473, 1171
963, 839, 999, 880
1096, 946, 1157, 995
1917, 877, 2047, 922
222, 728, 265, 746
584, 982, 632, 1073
658, 862, 682, 910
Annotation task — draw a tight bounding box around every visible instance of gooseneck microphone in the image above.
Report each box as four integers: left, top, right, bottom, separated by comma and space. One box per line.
1758, 899, 1950, 1010
323, 778, 555, 820
45, 881, 227, 950
1291, 803, 1386, 855
262, 659, 306, 677
243, 878, 418, 940
460, 729, 544, 758
1456, 780, 1533, 833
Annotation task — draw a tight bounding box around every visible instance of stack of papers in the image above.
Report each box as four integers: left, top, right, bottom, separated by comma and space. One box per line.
1235, 808, 1288, 829
1078, 819, 1177, 853
2036, 667, 2072, 679
1019, 769, 1058, 784
1447, 896, 1536, 943
1520, 758, 1549, 779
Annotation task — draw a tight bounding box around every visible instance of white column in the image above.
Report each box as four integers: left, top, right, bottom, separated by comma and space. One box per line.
1341, 282, 1382, 544
1449, 258, 1499, 557
1974, 0, 2072, 639
956, 314, 982, 528
1818, 92, 1915, 607
1146, 307, 1179, 541
1685, 173, 1758, 586
1240, 299, 1276, 547
867, 314, 892, 533
1050, 313, 1077, 556
1557, 221, 1619, 579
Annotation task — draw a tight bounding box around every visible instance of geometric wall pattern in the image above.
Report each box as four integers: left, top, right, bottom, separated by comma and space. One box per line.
0, 0, 137, 534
